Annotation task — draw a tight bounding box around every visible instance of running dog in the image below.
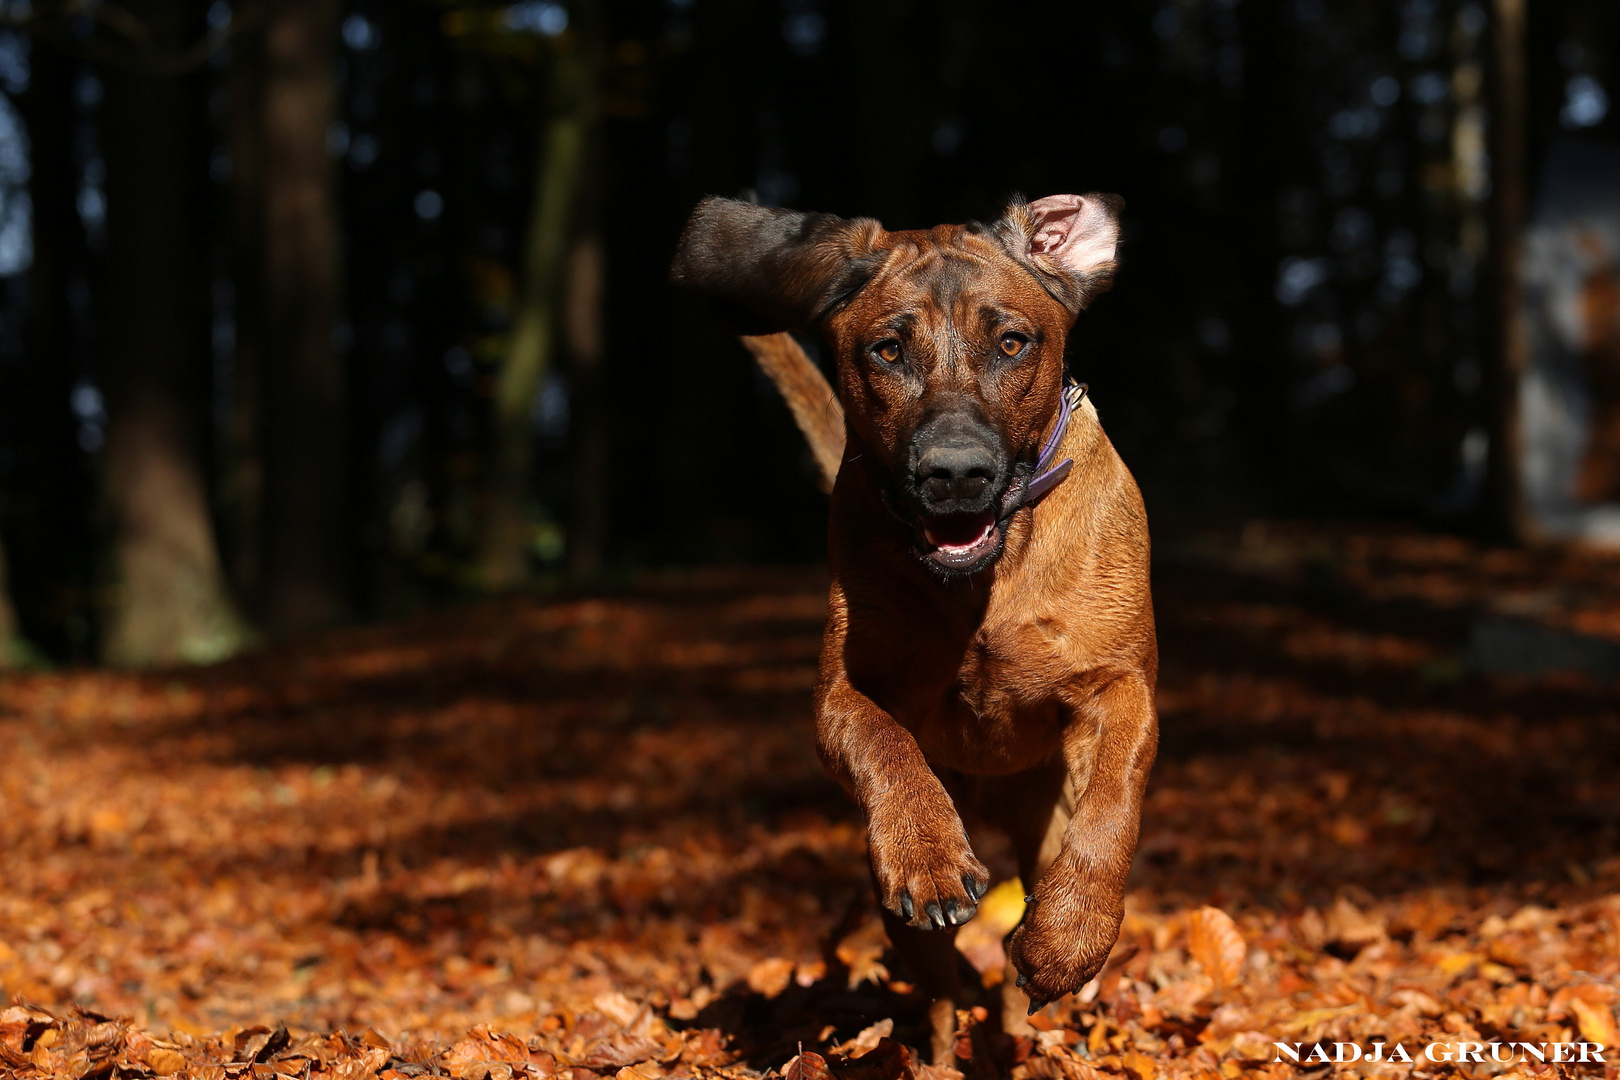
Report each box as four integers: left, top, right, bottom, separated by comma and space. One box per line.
671, 193, 1157, 1064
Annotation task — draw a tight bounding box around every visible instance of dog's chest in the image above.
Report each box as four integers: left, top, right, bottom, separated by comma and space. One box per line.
900, 617, 1072, 775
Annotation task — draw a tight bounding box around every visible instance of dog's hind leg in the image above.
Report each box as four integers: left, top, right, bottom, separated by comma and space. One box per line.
1005, 675, 1158, 1014
875, 887, 963, 1067
977, 759, 1072, 1034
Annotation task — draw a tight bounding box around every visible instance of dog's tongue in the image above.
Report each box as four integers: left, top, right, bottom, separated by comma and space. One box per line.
923, 512, 995, 553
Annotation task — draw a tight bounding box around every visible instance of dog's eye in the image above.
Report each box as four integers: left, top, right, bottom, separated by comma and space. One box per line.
872, 339, 903, 364
998, 334, 1029, 358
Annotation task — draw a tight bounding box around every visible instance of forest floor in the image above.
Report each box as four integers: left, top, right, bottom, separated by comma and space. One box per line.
4, 522, 1620, 1080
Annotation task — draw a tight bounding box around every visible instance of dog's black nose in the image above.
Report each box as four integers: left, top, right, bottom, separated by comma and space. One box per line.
916, 442, 998, 506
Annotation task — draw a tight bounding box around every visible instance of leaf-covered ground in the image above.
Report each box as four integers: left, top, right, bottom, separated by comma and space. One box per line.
4, 524, 1620, 1080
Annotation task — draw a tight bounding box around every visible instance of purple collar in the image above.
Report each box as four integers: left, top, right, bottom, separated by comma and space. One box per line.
993, 380, 1085, 519
1026, 380, 1086, 507
882, 381, 1087, 527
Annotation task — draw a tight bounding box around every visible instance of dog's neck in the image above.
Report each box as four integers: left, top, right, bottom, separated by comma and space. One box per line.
991, 388, 1102, 572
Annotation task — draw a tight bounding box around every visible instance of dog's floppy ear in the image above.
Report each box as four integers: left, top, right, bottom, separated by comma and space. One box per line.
993, 193, 1123, 315
670, 197, 888, 334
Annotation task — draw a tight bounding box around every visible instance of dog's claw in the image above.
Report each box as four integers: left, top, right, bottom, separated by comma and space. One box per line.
1023, 894, 1035, 904
1015, 973, 1028, 989
925, 902, 944, 929
963, 875, 987, 902
898, 891, 914, 920
1027, 996, 1048, 1017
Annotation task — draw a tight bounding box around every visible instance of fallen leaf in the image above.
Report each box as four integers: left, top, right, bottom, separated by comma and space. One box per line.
0, 1008, 54, 1026
746, 957, 796, 999
1325, 897, 1385, 950
1228, 1032, 1277, 1064
1436, 951, 1480, 978
1569, 998, 1618, 1048
1155, 975, 1213, 1018
146, 1046, 187, 1076
783, 1048, 833, 1080
233, 1025, 290, 1064
593, 993, 643, 1028
445, 1026, 536, 1073
832, 1019, 894, 1060
955, 879, 1025, 977
331, 1047, 390, 1080
579, 1030, 665, 1070
1187, 906, 1245, 989
837, 919, 892, 990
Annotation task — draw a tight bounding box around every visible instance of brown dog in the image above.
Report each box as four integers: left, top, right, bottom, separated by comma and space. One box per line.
671, 195, 1157, 1064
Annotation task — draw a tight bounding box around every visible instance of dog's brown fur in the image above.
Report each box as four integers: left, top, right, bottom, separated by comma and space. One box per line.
672, 196, 1157, 1065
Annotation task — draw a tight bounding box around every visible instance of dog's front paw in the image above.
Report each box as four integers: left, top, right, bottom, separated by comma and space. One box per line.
1006, 884, 1122, 1011
868, 808, 990, 930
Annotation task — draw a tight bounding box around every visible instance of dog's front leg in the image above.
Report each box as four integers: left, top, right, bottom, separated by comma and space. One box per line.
1006, 672, 1157, 1011
819, 666, 989, 1066
817, 670, 991, 929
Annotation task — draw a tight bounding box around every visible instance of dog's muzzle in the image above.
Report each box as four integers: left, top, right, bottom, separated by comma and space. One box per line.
901, 382, 1087, 575
906, 414, 1007, 573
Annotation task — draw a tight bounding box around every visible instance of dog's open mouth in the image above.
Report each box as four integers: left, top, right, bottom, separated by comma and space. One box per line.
920, 511, 1000, 572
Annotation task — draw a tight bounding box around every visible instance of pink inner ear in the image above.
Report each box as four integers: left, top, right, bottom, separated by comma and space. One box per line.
1026, 194, 1119, 276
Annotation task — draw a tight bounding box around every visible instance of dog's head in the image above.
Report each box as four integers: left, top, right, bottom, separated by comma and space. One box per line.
671, 193, 1122, 576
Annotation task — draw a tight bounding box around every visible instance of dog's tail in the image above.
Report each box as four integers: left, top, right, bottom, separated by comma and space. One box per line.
741, 333, 845, 493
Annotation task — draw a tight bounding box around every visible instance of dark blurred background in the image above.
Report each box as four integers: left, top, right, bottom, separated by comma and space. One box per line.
0, 0, 1615, 667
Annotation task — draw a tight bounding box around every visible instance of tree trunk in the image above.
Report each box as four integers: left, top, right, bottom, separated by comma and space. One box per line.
0, 531, 21, 666
1485, 0, 1533, 542
16, 35, 94, 661
99, 0, 248, 667
479, 27, 598, 589
222, 0, 270, 615
564, 230, 608, 579
253, 0, 351, 632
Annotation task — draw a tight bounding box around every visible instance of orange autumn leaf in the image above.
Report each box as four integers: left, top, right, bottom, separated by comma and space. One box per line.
1187, 906, 1245, 990
146, 1047, 188, 1076
746, 957, 796, 999
831, 1019, 893, 1060
1123, 1048, 1158, 1080
836, 919, 892, 990
1569, 998, 1619, 1049
783, 1048, 834, 1080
